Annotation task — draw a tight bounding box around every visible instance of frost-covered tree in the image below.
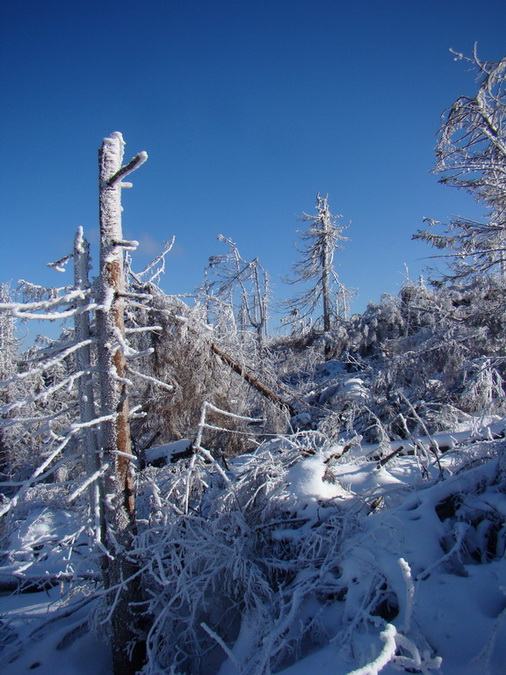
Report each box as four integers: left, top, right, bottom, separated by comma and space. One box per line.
415, 48, 506, 280
203, 235, 270, 355
0, 280, 85, 484
95, 131, 149, 673
0, 133, 154, 674
284, 194, 352, 331
0, 284, 20, 474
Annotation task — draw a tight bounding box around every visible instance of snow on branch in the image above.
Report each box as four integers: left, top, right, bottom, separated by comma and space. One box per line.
137, 237, 175, 284
0, 339, 94, 386
107, 150, 148, 187
0, 367, 96, 414
113, 450, 137, 461
69, 413, 115, 432
10, 302, 99, 321
67, 464, 110, 503
112, 239, 139, 251
345, 624, 397, 675
200, 622, 241, 669
0, 288, 90, 313
399, 557, 414, 633
125, 325, 163, 334
0, 430, 78, 518
126, 365, 174, 392
47, 252, 74, 273
194, 401, 263, 450
200, 401, 265, 424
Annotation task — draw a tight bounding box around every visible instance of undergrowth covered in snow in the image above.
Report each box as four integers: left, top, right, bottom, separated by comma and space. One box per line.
3, 422, 506, 674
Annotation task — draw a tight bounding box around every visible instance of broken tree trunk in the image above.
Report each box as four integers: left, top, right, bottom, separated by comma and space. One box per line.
209, 341, 297, 417
96, 132, 147, 674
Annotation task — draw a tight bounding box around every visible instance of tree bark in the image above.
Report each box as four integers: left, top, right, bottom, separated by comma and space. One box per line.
96, 132, 147, 674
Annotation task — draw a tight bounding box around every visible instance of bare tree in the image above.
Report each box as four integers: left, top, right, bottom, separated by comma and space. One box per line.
0, 133, 159, 672
415, 48, 506, 279
0, 284, 20, 475
95, 131, 148, 673
204, 235, 270, 353
284, 194, 352, 331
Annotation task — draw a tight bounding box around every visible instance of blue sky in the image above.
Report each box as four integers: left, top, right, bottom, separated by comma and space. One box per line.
1, 0, 505, 329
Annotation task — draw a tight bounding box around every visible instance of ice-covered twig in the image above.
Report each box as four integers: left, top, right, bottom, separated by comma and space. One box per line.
0, 288, 89, 312
113, 325, 137, 357
120, 291, 155, 300
69, 413, 115, 432
113, 449, 137, 461
10, 302, 99, 320
392, 633, 442, 672
126, 365, 174, 392
345, 623, 397, 675
16, 279, 65, 304
256, 588, 302, 671
68, 464, 110, 503
0, 339, 94, 387
195, 446, 230, 483
183, 453, 199, 515
200, 622, 241, 669
137, 237, 175, 284
0, 431, 77, 517
397, 390, 443, 474
107, 151, 148, 187
199, 422, 263, 436
201, 401, 264, 424
125, 325, 163, 334
112, 238, 139, 251
48, 252, 74, 273
0, 403, 78, 436
113, 325, 154, 360
0, 367, 96, 413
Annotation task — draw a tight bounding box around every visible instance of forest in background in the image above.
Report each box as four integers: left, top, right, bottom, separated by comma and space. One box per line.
1, 49, 506, 675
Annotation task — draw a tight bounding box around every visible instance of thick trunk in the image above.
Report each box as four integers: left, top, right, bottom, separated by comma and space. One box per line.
96, 132, 147, 674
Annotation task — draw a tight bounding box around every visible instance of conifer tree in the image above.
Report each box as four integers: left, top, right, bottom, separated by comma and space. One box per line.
284, 194, 352, 331
415, 49, 506, 280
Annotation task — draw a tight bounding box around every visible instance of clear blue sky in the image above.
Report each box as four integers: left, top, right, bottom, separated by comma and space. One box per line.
1, 0, 505, 328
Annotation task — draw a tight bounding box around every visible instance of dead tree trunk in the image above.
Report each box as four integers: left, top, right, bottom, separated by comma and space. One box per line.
95, 131, 147, 674
73, 227, 105, 545
210, 341, 297, 417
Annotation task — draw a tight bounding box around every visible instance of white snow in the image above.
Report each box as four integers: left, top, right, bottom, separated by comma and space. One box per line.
3, 421, 506, 674
144, 438, 191, 464
286, 451, 349, 502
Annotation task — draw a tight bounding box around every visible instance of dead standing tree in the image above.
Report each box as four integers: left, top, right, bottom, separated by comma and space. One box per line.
96, 132, 148, 673
284, 194, 353, 333
205, 235, 270, 353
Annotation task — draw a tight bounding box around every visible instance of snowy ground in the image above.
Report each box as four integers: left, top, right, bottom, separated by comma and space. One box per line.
0, 588, 111, 675
2, 420, 506, 674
